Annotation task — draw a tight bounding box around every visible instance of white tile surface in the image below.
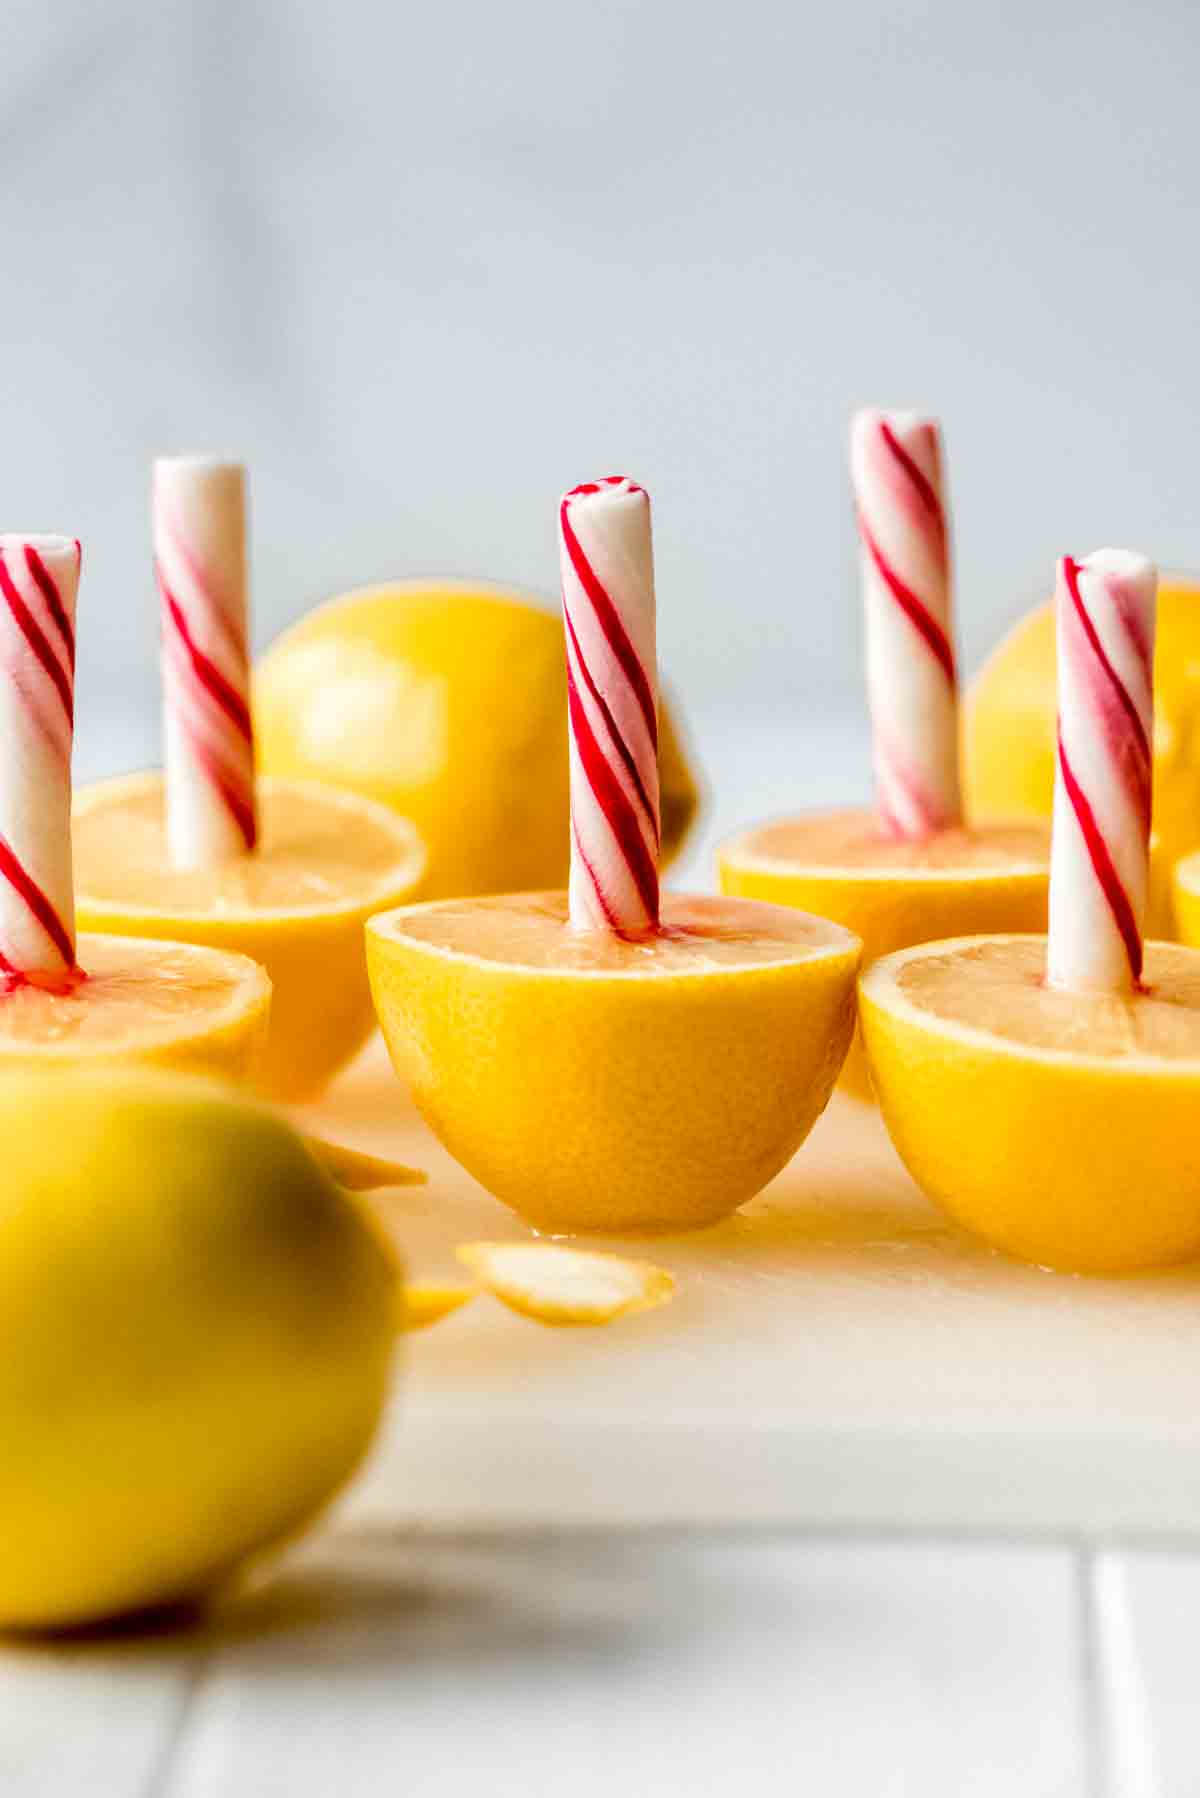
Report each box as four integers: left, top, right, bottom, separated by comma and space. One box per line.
1092, 1550, 1200, 1798
160, 1532, 1088, 1798
0, 1623, 196, 1798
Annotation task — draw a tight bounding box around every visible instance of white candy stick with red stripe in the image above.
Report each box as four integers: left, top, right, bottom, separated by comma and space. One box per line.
1047, 548, 1156, 994
154, 456, 257, 869
559, 476, 661, 933
0, 535, 80, 983
850, 408, 961, 838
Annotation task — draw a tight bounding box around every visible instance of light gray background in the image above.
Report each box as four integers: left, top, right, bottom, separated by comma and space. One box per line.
5, 0, 1198, 770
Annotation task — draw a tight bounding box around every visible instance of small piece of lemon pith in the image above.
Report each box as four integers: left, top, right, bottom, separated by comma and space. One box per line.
456, 1242, 676, 1326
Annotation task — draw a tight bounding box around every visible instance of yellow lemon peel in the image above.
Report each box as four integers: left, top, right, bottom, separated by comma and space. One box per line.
303, 1135, 426, 1192
456, 1242, 676, 1327
401, 1283, 478, 1331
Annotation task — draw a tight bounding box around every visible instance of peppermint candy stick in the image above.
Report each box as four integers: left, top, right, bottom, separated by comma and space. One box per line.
0, 535, 80, 983
559, 476, 660, 933
850, 408, 961, 838
154, 456, 257, 868
1047, 549, 1156, 993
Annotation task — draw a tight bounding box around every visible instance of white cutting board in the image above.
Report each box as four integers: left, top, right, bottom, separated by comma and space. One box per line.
299, 1033, 1200, 1541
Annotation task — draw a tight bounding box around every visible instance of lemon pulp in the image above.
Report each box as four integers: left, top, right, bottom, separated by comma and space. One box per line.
897, 937, 1200, 1059
74, 776, 415, 915
732, 812, 1050, 876
73, 774, 424, 1099
0, 934, 269, 1080
394, 890, 848, 973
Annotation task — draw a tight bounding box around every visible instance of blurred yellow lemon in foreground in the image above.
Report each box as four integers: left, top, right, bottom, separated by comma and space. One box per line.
74, 774, 424, 1099
965, 575, 1200, 935
0, 1074, 396, 1631
367, 891, 859, 1233
254, 580, 699, 900
861, 935, 1200, 1272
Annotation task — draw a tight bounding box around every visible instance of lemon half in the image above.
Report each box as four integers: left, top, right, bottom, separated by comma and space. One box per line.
861, 934, 1200, 1272
0, 934, 269, 1085
367, 891, 859, 1233
73, 774, 424, 1098
718, 809, 1049, 1095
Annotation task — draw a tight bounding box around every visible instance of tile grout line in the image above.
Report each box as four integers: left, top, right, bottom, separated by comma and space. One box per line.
137, 1641, 215, 1798
1087, 1552, 1163, 1798
1076, 1545, 1110, 1798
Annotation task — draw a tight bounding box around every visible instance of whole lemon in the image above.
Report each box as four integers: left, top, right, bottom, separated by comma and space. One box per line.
0, 1073, 396, 1631
253, 580, 700, 900
965, 575, 1200, 936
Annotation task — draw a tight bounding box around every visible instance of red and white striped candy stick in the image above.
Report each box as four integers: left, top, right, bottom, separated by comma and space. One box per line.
0, 535, 80, 984
850, 408, 961, 838
1047, 549, 1157, 993
154, 456, 257, 869
559, 476, 660, 933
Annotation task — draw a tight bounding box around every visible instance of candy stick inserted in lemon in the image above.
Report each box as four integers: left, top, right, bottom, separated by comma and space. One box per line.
0, 535, 269, 1080
860, 549, 1200, 1274
719, 410, 1050, 1096
368, 477, 860, 1234
72, 459, 424, 1099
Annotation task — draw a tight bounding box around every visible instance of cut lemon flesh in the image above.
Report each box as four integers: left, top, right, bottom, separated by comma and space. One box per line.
0, 935, 269, 1082
367, 891, 860, 1233
728, 811, 1051, 876
73, 773, 425, 1099
456, 1242, 675, 1326
860, 934, 1200, 1272
718, 807, 1050, 1097
894, 936, 1200, 1059
74, 773, 417, 914
394, 889, 851, 972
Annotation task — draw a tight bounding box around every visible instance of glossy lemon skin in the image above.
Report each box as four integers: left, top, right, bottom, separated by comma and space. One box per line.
367, 894, 860, 1234
74, 775, 424, 1100
253, 580, 699, 901
965, 577, 1200, 936
717, 831, 1048, 1098
860, 937, 1200, 1273
0, 1074, 396, 1631
1172, 852, 1200, 951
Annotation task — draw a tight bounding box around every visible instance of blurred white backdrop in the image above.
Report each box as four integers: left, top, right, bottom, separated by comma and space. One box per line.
4, 0, 1199, 777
